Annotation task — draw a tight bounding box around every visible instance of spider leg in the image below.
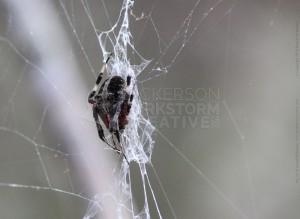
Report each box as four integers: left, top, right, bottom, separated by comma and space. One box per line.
125, 75, 134, 114
88, 71, 104, 104
126, 76, 131, 86
111, 129, 129, 164
93, 108, 123, 155
92, 106, 110, 145
122, 152, 129, 164
92, 102, 126, 160
105, 52, 113, 63
88, 53, 113, 104
115, 130, 121, 143
111, 130, 121, 151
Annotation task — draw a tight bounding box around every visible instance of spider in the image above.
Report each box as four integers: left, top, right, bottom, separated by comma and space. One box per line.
88, 54, 133, 162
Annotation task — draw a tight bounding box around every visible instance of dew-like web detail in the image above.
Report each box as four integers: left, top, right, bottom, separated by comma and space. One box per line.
0, 0, 250, 218
82, 0, 157, 217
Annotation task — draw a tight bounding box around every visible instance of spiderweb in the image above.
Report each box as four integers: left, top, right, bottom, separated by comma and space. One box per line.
0, 0, 260, 218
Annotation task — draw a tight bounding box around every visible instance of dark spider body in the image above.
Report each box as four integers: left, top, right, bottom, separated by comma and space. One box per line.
88, 55, 133, 160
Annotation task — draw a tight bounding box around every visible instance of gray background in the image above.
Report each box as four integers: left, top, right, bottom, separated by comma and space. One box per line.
0, 0, 299, 218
